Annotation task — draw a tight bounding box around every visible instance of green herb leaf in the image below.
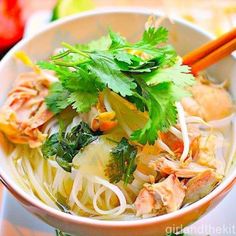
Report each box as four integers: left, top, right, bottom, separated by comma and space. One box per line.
42, 121, 101, 172
45, 82, 71, 114
114, 51, 135, 65
68, 91, 98, 113
109, 30, 127, 49
131, 82, 178, 144
42, 133, 60, 158
145, 60, 195, 87
140, 26, 168, 46
89, 52, 137, 96
75, 35, 111, 51
105, 137, 137, 184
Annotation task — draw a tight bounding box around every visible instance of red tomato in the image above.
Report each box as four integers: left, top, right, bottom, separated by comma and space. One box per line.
0, 0, 24, 53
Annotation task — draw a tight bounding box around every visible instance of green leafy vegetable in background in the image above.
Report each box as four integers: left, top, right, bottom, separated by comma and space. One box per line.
105, 137, 137, 185
38, 24, 195, 145
42, 121, 101, 172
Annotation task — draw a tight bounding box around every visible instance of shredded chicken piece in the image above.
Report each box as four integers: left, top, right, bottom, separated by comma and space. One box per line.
0, 72, 54, 147
195, 134, 226, 175
181, 82, 233, 121
135, 174, 185, 217
150, 156, 210, 178
183, 170, 221, 204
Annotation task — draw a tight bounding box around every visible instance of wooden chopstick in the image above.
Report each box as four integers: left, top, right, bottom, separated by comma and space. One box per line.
183, 28, 236, 75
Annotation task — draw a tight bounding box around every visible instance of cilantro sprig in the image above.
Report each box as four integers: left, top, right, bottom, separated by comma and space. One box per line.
105, 137, 137, 185
38, 24, 194, 145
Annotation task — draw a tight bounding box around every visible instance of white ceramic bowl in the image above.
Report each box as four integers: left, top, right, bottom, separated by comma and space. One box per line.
0, 9, 235, 236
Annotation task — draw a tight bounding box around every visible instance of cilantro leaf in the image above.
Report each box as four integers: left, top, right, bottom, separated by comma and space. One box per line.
89, 52, 137, 96
68, 91, 98, 113
131, 82, 178, 144
132, 26, 171, 56
38, 61, 103, 92
145, 60, 195, 87
45, 82, 71, 114
75, 35, 111, 51
109, 30, 127, 49
37, 61, 72, 82
61, 68, 104, 92
114, 51, 135, 65
105, 137, 137, 185
140, 26, 168, 46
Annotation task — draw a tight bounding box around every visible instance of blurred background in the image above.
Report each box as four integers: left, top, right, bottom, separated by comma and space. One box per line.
0, 0, 236, 57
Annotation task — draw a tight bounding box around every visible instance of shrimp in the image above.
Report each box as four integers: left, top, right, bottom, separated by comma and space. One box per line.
181, 82, 233, 121
135, 174, 185, 217
0, 72, 55, 147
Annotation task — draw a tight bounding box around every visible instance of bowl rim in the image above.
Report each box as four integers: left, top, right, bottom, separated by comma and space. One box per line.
0, 7, 235, 227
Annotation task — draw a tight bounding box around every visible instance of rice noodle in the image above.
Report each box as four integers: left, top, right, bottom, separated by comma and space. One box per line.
80, 178, 90, 205
87, 181, 95, 199
176, 102, 190, 162
130, 179, 143, 189
8, 148, 32, 192
66, 116, 81, 134
214, 132, 226, 175
21, 151, 59, 209
43, 118, 58, 135
105, 189, 113, 209
225, 116, 236, 174
116, 183, 133, 204
69, 171, 97, 215
93, 186, 122, 215
127, 183, 140, 195
48, 159, 60, 168
156, 139, 174, 156
133, 170, 150, 182
185, 116, 209, 126
169, 126, 182, 139
52, 168, 66, 191
209, 113, 235, 128
94, 182, 103, 207
89, 176, 127, 216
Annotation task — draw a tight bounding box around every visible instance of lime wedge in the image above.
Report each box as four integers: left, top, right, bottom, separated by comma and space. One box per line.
52, 0, 95, 21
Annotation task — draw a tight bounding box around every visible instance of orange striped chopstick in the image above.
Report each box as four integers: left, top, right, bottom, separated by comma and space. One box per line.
183, 28, 236, 75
